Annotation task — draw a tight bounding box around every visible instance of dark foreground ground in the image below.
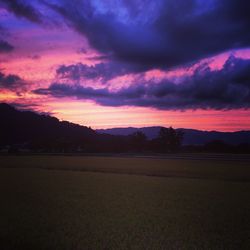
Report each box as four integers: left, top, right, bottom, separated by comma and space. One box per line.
0, 155, 250, 249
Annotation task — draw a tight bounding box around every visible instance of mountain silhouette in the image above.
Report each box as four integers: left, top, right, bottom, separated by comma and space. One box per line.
0, 103, 130, 152
97, 127, 250, 145
0, 103, 96, 149
1, 103, 249, 153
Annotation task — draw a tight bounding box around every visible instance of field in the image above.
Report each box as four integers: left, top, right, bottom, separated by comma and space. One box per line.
1, 155, 250, 249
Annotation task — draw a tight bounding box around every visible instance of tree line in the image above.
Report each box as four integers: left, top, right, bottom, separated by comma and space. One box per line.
1, 103, 249, 154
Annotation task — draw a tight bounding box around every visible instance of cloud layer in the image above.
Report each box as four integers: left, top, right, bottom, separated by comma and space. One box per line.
35, 56, 250, 110
2, 0, 250, 70
0, 40, 14, 53
56, 62, 140, 82
0, 71, 26, 92
0, 0, 43, 23
42, 0, 250, 69
1, 0, 250, 132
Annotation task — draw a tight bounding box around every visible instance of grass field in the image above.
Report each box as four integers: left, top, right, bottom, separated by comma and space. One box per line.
0, 155, 250, 249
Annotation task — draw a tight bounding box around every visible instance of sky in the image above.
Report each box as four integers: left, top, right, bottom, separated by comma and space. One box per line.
0, 0, 250, 131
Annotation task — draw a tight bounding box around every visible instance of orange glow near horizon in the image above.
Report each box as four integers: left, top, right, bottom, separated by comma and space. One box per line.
1, 83, 250, 132
21, 99, 250, 132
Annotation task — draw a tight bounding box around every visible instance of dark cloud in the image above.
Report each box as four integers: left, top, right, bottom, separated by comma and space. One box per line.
0, 71, 27, 93
0, 0, 43, 23
34, 56, 250, 110
43, 0, 250, 69
2, 0, 249, 70
9, 102, 38, 110
56, 62, 139, 82
0, 40, 14, 53
5, 102, 54, 115
11, 102, 53, 114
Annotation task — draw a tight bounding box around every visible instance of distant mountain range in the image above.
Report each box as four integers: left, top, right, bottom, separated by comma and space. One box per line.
97, 127, 250, 145
1, 103, 250, 152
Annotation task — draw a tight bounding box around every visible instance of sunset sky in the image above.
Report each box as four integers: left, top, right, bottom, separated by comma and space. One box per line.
0, 0, 250, 131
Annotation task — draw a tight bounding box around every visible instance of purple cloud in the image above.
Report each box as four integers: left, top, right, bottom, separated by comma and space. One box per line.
43, 0, 250, 69
2, 0, 250, 71
34, 56, 250, 110
0, 40, 14, 53
56, 62, 140, 82
0, 0, 43, 23
0, 71, 27, 93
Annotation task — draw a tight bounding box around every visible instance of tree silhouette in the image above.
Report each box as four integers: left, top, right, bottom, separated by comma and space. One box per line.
157, 127, 184, 152
129, 131, 147, 152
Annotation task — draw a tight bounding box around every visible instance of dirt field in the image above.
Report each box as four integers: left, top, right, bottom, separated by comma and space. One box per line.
1, 154, 250, 181
0, 155, 250, 249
